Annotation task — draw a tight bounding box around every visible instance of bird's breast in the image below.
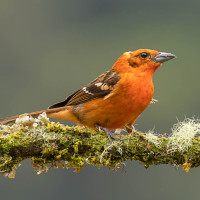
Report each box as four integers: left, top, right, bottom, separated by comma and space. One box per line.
116, 73, 154, 107
76, 73, 154, 129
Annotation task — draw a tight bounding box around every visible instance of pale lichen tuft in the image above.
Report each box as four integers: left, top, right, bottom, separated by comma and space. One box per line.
167, 118, 200, 153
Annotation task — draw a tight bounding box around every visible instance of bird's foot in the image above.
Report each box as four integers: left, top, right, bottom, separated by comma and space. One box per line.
125, 124, 136, 134
97, 124, 120, 142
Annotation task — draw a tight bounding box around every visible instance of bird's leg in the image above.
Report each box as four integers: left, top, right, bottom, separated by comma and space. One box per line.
125, 124, 136, 134
96, 124, 120, 142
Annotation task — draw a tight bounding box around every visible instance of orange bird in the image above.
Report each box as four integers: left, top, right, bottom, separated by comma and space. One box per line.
0, 49, 176, 141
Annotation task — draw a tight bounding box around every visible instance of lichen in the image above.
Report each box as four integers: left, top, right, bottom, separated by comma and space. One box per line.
167, 118, 200, 153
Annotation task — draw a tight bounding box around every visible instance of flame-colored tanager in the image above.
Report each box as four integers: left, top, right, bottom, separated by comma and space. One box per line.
0, 49, 176, 141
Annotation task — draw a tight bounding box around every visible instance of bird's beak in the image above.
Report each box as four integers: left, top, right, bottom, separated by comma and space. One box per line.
153, 52, 176, 63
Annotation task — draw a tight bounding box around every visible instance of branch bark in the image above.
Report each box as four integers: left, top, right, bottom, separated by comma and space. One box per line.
0, 115, 199, 178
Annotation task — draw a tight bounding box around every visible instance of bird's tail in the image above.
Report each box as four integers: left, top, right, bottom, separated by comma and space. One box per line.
0, 107, 70, 125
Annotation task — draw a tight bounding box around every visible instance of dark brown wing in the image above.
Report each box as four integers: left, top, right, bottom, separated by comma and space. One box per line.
48, 69, 121, 109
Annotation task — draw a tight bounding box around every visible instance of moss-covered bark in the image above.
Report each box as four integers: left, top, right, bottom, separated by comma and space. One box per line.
0, 116, 200, 178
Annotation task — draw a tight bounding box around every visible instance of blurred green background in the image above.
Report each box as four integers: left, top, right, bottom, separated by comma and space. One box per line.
0, 0, 200, 199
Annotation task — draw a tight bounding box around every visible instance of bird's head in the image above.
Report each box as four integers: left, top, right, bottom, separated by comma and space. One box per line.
113, 49, 176, 74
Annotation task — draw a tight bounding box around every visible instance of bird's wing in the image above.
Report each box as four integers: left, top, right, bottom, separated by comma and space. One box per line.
48, 69, 121, 109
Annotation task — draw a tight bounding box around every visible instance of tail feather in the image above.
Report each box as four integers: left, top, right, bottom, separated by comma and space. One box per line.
0, 107, 69, 125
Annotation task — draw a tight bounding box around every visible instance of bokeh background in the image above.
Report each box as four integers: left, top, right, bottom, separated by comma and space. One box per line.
0, 0, 200, 199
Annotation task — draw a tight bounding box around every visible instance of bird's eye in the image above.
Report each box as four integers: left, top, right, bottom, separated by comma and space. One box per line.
140, 52, 149, 58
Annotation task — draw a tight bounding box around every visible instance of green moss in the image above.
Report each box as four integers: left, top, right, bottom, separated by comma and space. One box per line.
1, 119, 200, 178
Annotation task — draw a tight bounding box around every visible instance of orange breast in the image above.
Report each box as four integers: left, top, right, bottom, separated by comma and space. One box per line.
80, 73, 154, 130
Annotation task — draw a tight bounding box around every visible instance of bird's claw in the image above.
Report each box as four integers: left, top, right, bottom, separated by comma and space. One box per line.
97, 124, 120, 142
125, 124, 136, 134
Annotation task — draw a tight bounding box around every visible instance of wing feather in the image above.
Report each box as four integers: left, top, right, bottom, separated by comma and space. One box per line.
48, 69, 121, 109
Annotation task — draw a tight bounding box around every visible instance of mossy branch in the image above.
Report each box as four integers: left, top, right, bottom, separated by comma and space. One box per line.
0, 114, 200, 178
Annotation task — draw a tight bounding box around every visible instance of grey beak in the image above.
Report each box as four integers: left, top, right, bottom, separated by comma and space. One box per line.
153, 52, 176, 63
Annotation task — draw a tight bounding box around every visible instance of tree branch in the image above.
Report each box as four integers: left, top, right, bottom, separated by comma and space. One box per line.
0, 114, 200, 178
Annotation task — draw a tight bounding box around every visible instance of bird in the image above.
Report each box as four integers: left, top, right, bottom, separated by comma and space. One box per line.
0, 49, 176, 141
